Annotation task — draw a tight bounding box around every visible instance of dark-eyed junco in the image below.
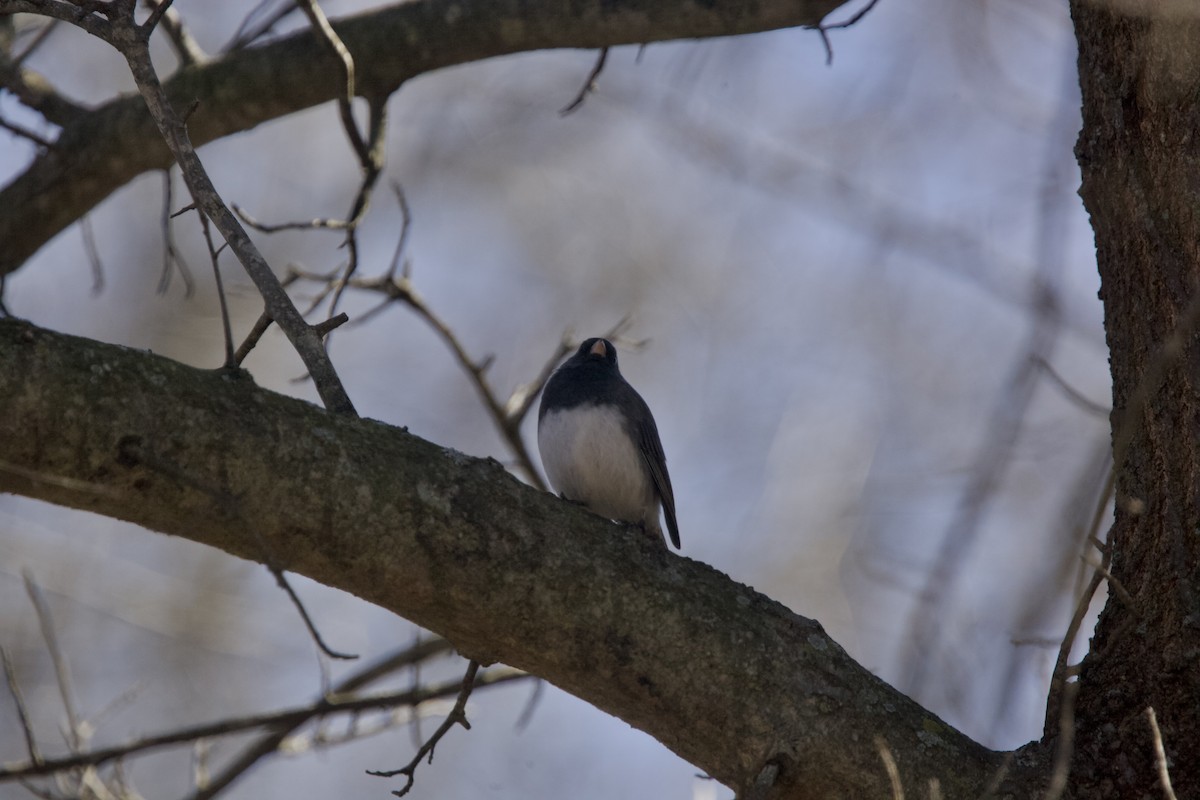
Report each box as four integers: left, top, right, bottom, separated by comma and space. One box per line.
537, 338, 680, 549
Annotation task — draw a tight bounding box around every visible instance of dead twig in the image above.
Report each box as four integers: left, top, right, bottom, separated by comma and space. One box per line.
268, 565, 358, 661
810, 0, 882, 65
111, 8, 356, 414
159, 170, 196, 296
367, 660, 481, 797
0, 656, 524, 786
186, 645, 510, 800
560, 47, 608, 115
197, 211, 235, 367
22, 570, 84, 752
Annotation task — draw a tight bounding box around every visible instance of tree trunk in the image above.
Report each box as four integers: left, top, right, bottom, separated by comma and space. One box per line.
1070, 1, 1200, 795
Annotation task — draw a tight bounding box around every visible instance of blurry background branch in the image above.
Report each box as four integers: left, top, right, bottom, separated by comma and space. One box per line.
0, 0, 847, 276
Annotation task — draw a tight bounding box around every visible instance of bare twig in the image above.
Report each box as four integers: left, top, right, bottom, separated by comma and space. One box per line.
1145, 707, 1178, 800
295, 0, 368, 161
234, 205, 356, 234
234, 310, 273, 365
513, 677, 545, 732
1044, 470, 1114, 736
383, 182, 412, 281
186, 646, 506, 800
197, 211, 236, 367
313, 312, 348, 337
139, 0, 176, 36
811, 0, 883, 65
223, 0, 299, 52
114, 16, 356, 414
0, 659, 525, 785
142, 0, 204, 66
268, 565, 358, 661
368, 660, 481, 797
159, 170, 196, 296
560, 47, 608, 116
22, 570, 83, 752
1, 646, 41, 765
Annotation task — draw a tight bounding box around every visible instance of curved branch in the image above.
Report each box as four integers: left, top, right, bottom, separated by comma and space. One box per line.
0, 317, 1029, 798
0, 0, 846, 276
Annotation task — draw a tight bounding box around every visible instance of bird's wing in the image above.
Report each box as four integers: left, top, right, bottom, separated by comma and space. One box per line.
636, 405, 680, 549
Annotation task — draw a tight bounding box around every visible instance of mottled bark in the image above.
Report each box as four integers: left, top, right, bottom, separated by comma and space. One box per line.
1070, 1, 1200, 796
0, 317, 1013, 799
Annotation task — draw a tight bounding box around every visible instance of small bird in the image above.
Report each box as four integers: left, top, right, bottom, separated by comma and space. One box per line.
538, 337, 680, 549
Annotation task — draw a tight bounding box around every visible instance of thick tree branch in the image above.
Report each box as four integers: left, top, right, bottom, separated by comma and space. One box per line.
0, 317, 1024, 799
0, 0, 847, 276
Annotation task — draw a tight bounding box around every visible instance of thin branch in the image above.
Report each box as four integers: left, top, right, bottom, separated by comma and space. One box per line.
0, 664, 525, 784
295, 0, 369, 161
223, 0, 299, 52
186, 656, 511, 800
268, 565, 358, 660
812, 0, 883, 61
142, 0, 204, 66
21, 570, 83, 752
1145, 707, 1178, 800
383, 182, 412, 281
234, 205, 355, 234
559, 47, 608, 116
513, 677, 544, 732
138, 0, 175, 37
367, 660, 481, 797
1044, 469, 1115, 736
822, 0, 883, 30
197, 211, 235, 367
115, 22, 357, 415
313, 312, 348, 337
158, 170, 196, 296
1, 646, 41, 765
234, 310, 273, 365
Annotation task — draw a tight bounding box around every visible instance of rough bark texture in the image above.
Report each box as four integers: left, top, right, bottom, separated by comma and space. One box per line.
0, 0, 844, 276
1071, 1, 1200, 796
0, 317, 1015, 799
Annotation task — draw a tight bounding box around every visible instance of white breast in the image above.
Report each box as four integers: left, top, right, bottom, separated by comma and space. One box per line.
538, 404, 658, 528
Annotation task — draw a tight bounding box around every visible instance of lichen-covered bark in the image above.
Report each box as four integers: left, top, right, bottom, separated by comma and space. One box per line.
0, 0, 846, 276
1070, 2, 1200, 795
0, 317, 1011, 798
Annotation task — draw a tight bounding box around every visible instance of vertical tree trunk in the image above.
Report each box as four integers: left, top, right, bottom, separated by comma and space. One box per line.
1071, 2, 1200, 795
